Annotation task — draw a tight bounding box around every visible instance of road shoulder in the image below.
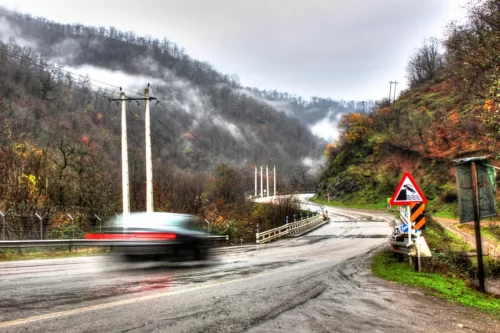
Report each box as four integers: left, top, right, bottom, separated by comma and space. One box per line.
246, 248, 500, 333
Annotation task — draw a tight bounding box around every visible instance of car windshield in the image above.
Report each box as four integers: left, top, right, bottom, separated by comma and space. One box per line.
103, 213, 192, 229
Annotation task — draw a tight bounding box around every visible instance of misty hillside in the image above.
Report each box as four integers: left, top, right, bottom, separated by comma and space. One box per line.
0, 6, 338, 219
0, 7, 322, 167
0, 8, 370, 139
244, 88, 375, 139
0, 6, 378, 239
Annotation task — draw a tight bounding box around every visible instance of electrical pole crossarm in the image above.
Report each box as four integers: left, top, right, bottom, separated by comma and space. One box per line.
109, 97, 157, 102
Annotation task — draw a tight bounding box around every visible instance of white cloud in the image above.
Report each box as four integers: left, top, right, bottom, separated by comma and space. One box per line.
309, 111, 339, 142
301, 156, 327, 177
62, 64, 164, 95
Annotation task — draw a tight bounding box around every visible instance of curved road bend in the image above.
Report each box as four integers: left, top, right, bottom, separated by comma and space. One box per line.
1, 207, 396, 333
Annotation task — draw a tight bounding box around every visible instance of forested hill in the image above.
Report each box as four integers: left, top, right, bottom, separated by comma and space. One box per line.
317, 0, 500, 213
0, 6, 355, 216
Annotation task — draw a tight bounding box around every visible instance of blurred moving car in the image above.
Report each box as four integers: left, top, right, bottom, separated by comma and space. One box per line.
85, 212, 211, 262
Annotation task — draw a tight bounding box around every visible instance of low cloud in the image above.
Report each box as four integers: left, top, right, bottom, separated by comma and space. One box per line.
301, 156, 327, 177
0, 16, 37, 48
63, 64, 164, 95
309, 111, 341, 142
238, 88, 295, 117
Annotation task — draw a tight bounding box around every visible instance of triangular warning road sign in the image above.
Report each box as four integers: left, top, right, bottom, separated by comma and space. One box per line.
390, 172, 427, 205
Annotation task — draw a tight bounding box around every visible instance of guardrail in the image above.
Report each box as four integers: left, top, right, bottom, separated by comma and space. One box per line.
399, 206, 409, 224
256, 214, 326, 244
0, 235, 229, 252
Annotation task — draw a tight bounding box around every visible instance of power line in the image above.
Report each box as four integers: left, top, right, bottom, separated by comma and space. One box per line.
0, 47, 143, 99
149, 84, 229, 164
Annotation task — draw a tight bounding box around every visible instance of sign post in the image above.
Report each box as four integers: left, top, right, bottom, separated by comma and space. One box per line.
454, 156, 496, 293
472, 161, 486, 293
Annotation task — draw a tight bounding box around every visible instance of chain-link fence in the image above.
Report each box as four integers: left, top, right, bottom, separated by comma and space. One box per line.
0, 209, 112, 240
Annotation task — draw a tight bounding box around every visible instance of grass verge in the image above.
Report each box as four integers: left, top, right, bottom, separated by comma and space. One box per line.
425, 219, 473, 252
0, 247, 110, 261
372, 250, 500, 317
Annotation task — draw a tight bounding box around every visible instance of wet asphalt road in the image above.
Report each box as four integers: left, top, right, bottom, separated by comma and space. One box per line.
0, 206, 394, 333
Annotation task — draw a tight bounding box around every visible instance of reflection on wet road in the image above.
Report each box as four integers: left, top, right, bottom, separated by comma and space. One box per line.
0, 207, 393, 332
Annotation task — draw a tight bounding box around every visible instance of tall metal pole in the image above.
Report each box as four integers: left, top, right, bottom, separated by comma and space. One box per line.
471, 161, 486, 293
254, 167, 257, 197
260, 166, 263, 198
266, 165, 269, 197
273, 165, 276, 197
121, 92, 130, 215
145, 87, 154, 212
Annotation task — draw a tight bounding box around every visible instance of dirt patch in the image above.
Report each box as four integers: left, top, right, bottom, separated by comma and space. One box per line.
435, 217, 500, 258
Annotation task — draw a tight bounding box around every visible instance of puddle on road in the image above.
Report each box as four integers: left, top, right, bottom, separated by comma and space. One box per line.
172, 260, 306, 285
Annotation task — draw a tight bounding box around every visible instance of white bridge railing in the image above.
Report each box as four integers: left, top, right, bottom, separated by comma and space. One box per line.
256, 214, 326, 244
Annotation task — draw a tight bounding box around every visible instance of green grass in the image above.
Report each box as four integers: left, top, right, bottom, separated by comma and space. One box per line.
425, 219, 472, 252
0, 247, 110, 261
372, 250, 500, 317
431, 203, 458, 219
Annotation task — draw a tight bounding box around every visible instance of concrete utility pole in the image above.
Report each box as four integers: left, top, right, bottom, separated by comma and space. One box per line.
273, 165, 276, 197
110, 92, 157, 215
254, 166, 257, 197
389, 81, 394, 103
145, 87, 154, 212
260, 166, 263, 198
266, 165, 269, 197
120, 92, 130, 215
393, 81, 398, 103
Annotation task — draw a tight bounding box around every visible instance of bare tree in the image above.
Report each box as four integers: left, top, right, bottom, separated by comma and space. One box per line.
406, 38, 444, 87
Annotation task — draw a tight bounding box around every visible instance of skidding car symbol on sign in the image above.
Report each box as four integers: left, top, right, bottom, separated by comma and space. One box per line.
390, 172, 427, 205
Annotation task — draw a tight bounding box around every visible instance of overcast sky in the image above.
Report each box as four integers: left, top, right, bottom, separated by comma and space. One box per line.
0, 0, 468, 101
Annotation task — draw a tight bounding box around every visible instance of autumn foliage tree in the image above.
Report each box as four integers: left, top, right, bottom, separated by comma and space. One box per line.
338, 113, 374, 145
